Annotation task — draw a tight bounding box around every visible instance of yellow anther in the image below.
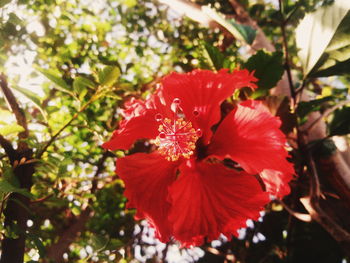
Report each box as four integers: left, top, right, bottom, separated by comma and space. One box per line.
155, 117, 201, 162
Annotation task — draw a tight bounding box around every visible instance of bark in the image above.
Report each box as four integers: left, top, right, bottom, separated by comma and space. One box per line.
0, 153, 34, 263
0, 74, 34, 263
45, 208, 93, 263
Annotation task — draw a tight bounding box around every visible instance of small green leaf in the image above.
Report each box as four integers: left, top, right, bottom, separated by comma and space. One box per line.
12, 85, 47, 122
98, 66, 120, 88
0, 123, 24, 136
202, 6, 256, 45
309, 139, 337, 158
8, 13, 22, 25
119, 0, 136, 8
0, 178, 33, 198
73, 76, 96, 100
296, 0, 350, 76
329, 106, 350, 136
71, 206, 81, 216
73, 76, 95, 91
0, 179, 16, 194
36, 67, 73, 96
201, 42, 225, 70
297, 96, 334, 120
0, 0, 12, 8
244, 50, 284, 91
107, 238, 124, 249
227, 19, 256, 45
91, 234, 109, 251
32, 236, 46, 257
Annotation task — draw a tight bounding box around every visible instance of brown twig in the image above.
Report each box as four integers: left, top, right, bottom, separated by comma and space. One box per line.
278, 0, 296, 108
300, 196, 350, 243
30, 194, 54, 204
307, 152, 322, 199
0, 134, 16, 160
0, 74, 29, 151
0, 74, 36, 263
280, 200, 312, 222
306, 99, 350, 132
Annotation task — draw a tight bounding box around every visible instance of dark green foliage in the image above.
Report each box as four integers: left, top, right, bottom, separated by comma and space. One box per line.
329, 106, 350, 136
297, 96, 334, 124
227, 19, 256, 45
202, 42, 225, 70
244, 50, 284, 93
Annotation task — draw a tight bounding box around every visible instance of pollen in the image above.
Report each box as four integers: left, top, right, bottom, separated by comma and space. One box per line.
154, 117, 200, 161
152, 98, 202, 161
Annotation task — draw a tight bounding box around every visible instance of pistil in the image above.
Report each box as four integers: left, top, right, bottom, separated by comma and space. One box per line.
153, 98, 201, 161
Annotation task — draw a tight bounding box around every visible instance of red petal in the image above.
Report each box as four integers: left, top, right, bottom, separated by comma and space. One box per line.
102, 93, 168, 150
161, 69, 257, 144
168, 160, 269, 247
117, 152, 180, 242
209, 101, 294, 195
102, 110, 158, 150
260, 169, 293, 198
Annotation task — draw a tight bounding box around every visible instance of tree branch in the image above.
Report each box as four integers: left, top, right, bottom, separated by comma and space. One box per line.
0, 73, 35, 263
300, 196, 350, 256
278, 0, 296, 108
306, 99, 350, 132
0, 134, 16, 160
280, 200, 312, 222
0, 74, 29, 151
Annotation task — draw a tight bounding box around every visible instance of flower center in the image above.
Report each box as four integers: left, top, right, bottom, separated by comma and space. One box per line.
154, 98, 202, 161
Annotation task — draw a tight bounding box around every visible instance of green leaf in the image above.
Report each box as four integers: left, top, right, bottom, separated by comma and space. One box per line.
329, 106, 350, 136
296, 0, 350, 76
73, 76, 96, 100
91, 234, 109, 251
202, 6, 256, 45
309, 12, 350, 77
36, 67, 73, 96
297, 96, 334, 124
98, 66, 120, 88
0, 0, 12, 8
201, 42, 225, 70
32, 236, 46, 257
0, 123, 24, 136
244, 50, 284, 91
12, 85, 47, 122
106, 238, 124, 250
0, 178, 33, 198
119, 0, 136, 8
8, 13, 22, 25
26, 233, 46, 258
309, 138, 337, 158
73, 76, 95, 91
227, 19, 256, 45
0, 178, 16, 194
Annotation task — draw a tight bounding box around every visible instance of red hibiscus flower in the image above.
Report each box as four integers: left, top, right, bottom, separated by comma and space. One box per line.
103, 69, 294, 247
